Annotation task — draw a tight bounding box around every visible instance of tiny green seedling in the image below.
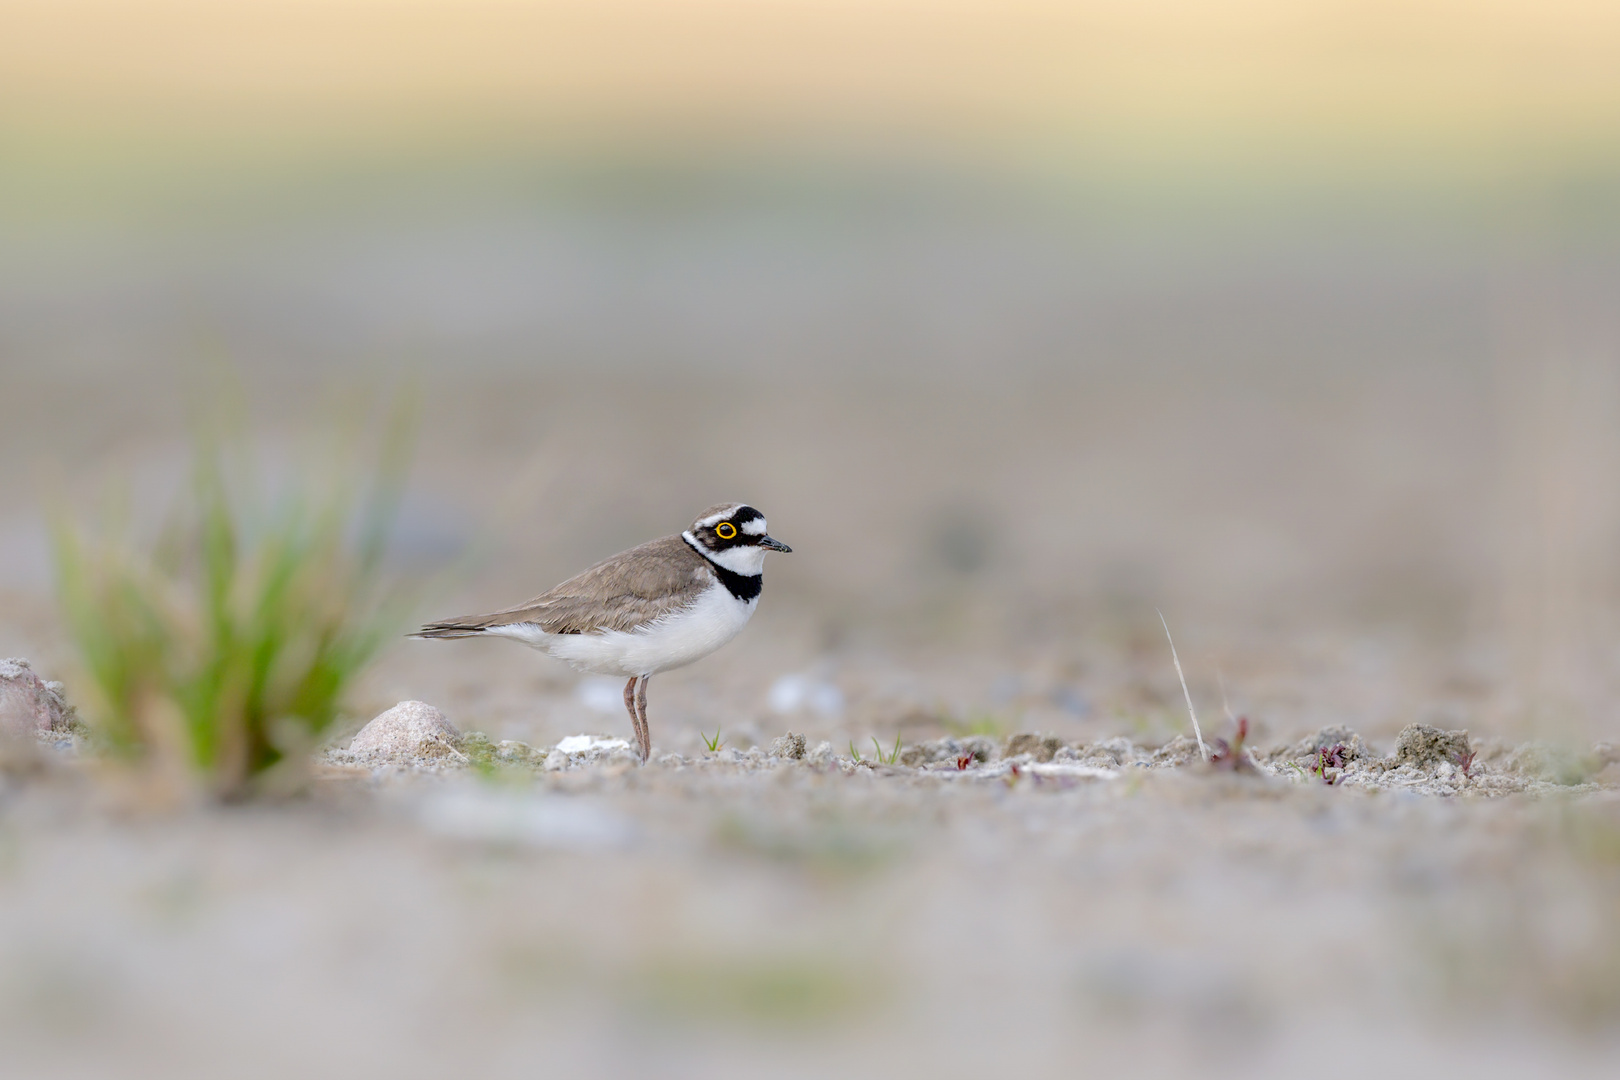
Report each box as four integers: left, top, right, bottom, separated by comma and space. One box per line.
870, 735, 902, 765
848, 740, 864, 763
702, 727, 725, 753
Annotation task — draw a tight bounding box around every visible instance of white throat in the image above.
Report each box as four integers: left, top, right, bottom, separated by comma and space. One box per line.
683, 531, 767, 577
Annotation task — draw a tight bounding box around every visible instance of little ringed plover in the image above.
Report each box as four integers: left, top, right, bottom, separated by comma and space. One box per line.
412, 503, 791, 762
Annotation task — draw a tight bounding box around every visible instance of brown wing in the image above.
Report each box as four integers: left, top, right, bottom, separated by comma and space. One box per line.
416, 535, 713, 637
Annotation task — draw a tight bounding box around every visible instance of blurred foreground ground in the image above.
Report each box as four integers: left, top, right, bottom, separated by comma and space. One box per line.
3, 737, 1619, 1079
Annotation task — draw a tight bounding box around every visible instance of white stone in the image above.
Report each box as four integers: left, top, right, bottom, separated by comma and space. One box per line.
555, 735, 629, 755
348, 701, 461, 758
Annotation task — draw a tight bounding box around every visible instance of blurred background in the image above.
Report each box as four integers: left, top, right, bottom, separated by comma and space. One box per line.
5, 4, 1620, 1078
6, 0, 1620, 749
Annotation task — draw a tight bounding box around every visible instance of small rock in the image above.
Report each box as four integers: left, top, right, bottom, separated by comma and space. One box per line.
1003, 733, 1064, 763
348, 701, 463, 758
543, 749, 569, 771
806, 741, 836, 766
1393, 723, 1471, 770
769, 732, 807, 760
0, 659, 75, 739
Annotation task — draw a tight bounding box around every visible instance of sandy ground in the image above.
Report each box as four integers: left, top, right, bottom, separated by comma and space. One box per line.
3, 722, 1619, 1080
5, 192, 1620, 1076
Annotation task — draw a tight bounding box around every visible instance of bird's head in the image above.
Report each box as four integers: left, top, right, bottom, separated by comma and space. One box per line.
684, 503, 791, 575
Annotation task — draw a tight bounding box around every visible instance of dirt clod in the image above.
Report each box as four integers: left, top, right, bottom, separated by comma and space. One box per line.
1094, 736, 1141, 765
1393, 723, 1471, 770
899, 736, 995, 767
496, 740, 541, 764
1287, 725, 1367, 763
770, 732, 807, 760
1003, 732, 1063, 763
1150, 735, 1203, 767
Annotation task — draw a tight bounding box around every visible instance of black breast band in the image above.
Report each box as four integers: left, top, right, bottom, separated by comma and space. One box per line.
682, 536, 763, 602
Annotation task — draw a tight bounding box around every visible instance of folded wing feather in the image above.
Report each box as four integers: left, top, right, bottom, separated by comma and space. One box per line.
415, 535, 713, 637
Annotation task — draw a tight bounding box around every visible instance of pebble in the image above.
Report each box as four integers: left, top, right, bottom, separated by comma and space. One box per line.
348, 701, 463, 758
0, 658, 74, 739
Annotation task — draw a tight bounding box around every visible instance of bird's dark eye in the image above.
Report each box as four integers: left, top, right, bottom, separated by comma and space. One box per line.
715, 522, 737, 540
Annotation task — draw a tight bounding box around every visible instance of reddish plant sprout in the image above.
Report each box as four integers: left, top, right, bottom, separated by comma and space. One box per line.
1311, 743, 1350, 785
1209, 717, 1256, 772
956, 752, 974, 771
1454, 748, 1477, 779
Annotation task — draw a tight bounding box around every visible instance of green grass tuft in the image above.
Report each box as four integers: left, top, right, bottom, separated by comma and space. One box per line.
51, 416, 413, 799
701, 727, 724, 753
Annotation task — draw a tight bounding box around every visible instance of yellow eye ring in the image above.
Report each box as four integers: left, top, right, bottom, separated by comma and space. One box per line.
716, 522, 737, 540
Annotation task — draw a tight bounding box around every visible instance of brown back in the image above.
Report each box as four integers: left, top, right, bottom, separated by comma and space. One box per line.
431, 535, 714, 635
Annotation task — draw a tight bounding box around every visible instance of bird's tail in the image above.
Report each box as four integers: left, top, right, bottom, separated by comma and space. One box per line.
409, 622, 490, 640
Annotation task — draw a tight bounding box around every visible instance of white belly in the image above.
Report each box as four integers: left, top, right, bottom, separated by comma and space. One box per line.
492, 583, 757, 677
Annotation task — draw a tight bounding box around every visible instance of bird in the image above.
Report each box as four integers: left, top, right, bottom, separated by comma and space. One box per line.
411, 503, 791, 763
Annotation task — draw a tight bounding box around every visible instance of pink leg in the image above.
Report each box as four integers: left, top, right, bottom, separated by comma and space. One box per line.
634, 675, 651, 763
622, 677, 644, 758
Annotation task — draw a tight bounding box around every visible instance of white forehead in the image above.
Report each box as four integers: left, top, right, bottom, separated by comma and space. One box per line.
695, 504, 766, 534
695, 505, 742, 528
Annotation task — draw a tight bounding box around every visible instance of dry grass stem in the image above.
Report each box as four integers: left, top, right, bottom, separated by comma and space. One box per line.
1158, 609, 1208, 762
